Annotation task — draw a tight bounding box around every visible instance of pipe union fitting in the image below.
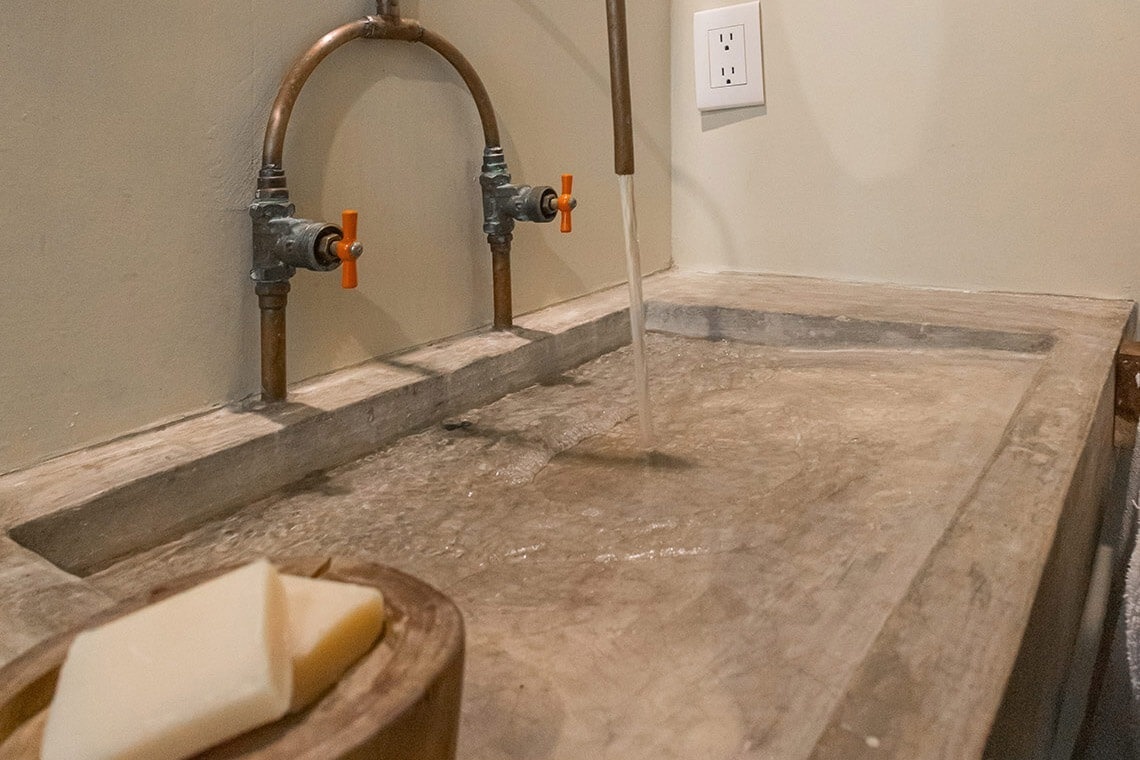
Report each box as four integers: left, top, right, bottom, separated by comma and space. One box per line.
512, 186, 558, 224
273, 218, 343, 272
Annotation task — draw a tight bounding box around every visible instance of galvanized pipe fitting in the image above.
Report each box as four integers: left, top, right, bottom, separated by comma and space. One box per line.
480, 147, 560, 238
249, 197, 344, 284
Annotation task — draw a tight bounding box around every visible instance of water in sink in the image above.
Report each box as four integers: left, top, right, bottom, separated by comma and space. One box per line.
84, 332, 1044, 759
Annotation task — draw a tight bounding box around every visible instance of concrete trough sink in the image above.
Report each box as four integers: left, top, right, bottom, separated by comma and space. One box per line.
0, 271, 1132, 759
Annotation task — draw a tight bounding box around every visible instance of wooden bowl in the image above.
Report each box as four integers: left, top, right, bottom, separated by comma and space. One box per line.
0, 557, 464, 760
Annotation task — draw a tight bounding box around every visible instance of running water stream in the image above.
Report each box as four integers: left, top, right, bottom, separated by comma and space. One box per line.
619, 174, 655, 449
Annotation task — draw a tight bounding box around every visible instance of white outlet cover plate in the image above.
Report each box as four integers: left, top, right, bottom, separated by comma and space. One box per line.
694, 1, 765, 112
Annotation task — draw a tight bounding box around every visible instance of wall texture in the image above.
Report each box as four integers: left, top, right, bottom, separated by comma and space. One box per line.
0, 0, 672, 474
672, 0, 1140, 301
12, 0, 1137, 475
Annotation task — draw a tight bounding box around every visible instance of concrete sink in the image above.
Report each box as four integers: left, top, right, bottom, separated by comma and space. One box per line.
0, 271, 1132, 759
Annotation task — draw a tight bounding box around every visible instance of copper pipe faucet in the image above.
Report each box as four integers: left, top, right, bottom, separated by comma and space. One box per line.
605, 0, 636, 176
250, 3, 576, 402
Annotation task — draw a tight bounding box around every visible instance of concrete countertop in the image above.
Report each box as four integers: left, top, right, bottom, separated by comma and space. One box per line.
0, 271, 1134, 759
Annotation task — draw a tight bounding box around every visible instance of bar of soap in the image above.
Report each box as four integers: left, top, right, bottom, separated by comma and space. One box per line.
41, 560, 292, 760
283, 574, 385, 712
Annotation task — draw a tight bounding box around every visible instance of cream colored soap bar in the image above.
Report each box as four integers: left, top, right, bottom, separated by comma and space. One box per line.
282, 574, 385, 712
41, 560, 292, 760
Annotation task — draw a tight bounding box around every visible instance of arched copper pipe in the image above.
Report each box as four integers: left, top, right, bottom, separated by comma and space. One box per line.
254, 11, 510, 401
261, 19, 370, 172
260, 15, 500, 173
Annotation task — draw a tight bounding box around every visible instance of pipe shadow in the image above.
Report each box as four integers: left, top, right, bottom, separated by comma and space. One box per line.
444, 422, 696, 472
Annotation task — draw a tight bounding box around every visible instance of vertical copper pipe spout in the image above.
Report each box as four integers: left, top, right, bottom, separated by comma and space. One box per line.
377, 0, 401, 22
605, 0, 635, 176
256, 283, 290, 402
489, 234, 514, 330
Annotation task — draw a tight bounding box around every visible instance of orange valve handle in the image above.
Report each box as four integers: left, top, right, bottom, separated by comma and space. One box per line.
336, 210, 359, 289
557, 174, 574, 234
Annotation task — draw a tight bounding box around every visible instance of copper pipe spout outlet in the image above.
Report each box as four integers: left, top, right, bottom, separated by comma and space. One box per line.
605, 0, 635, 176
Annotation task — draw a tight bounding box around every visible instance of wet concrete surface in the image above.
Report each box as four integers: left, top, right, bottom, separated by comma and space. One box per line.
84, 335, 1044, 759
0, 537, 113, 667
1, 271, 1132, 759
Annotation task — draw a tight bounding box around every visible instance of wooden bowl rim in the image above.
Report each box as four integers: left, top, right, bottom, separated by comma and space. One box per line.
0, 556, 465, 759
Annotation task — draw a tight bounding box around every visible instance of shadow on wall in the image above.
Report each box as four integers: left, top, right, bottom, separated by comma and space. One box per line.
702, 105, 767, 132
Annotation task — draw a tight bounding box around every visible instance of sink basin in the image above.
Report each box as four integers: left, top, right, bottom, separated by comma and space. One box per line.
0, 271, 1132, 759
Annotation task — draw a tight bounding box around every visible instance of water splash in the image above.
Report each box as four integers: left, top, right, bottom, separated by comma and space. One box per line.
619, 174, 655, 449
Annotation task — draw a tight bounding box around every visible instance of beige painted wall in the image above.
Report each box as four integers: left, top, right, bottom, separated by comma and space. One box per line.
672, 0, 1140, 301
0, 1, 672, 474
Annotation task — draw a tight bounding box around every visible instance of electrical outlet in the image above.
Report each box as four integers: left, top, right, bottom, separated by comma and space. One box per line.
694, 1, 765, 111
709, 25, 747, 88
